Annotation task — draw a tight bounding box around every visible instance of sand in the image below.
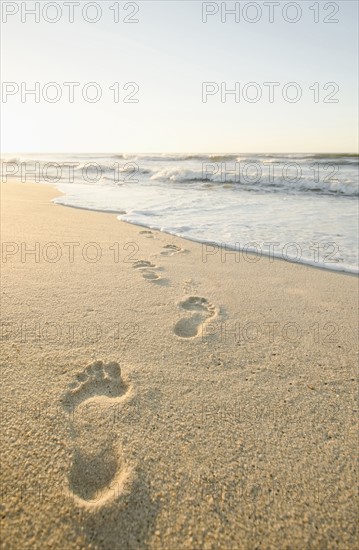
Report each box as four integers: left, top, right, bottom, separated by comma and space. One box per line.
1, 182, 358, 549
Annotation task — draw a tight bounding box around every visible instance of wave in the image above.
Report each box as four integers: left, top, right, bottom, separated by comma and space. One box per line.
149, 167, 358, 196
1, 153, 357, 197
120, 153, 240, 162
121, 152, 359, 164
0, 156, 21, 164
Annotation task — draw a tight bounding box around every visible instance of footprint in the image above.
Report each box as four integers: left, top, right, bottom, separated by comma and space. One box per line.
141, 269, 170, 285
132, 260, 156, 270
61, 360, 133, 508
174, 296, 217, 339
182, 278, 199, 295
160, 244, 186, 256
139, 230, 154, 238
141, 270, 161, 281
131, 259, 164, 283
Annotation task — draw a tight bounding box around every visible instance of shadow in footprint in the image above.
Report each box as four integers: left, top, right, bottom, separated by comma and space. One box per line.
141, 269, 170, 286
61, 360, 132, 509
132, 260, 157, 270
139, 230, 154, 239
174, 296, 217, 339
74, 474, 160, 550
160, 244, 186, 256
69, 448, 119, 503
142, 270, 161, 281
131, 260, 168, 285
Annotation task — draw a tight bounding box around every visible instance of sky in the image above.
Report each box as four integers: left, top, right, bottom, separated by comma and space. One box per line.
1, 0, 358, 153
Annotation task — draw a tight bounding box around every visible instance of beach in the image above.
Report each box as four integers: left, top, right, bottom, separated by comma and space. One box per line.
1, 182, 358, 549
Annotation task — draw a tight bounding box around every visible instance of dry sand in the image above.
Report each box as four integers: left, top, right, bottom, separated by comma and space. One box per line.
1, 182, 358, 549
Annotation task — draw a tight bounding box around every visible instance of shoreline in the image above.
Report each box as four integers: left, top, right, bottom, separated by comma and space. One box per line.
65, 203, 359, 277
5, 179, 357, 276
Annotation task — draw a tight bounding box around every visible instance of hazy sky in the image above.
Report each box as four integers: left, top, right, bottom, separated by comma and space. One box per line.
1, 0, 358, 153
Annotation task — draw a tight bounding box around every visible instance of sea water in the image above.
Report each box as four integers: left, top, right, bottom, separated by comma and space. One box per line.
1, 153, 358, 273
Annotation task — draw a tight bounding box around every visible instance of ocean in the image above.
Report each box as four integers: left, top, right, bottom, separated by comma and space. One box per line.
1, 153, 358, 273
